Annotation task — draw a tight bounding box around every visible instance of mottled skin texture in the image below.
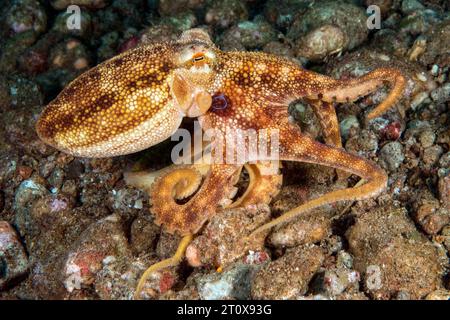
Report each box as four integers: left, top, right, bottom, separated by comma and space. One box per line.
36, 29, 406, 297
37, 43, 181, 157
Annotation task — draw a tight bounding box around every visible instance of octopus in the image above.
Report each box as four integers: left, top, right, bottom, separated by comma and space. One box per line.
36, 29, 406, 299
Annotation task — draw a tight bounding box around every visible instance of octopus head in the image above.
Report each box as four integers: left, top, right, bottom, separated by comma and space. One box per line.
170, 29, 218, 117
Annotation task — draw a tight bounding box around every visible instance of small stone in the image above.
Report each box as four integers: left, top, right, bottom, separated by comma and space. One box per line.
296, 25, 346, 61
267, 211, 331, 248
197, 262, 262, 300
4, 76, 43, 109
290, 102, 321, 139
401, 0, 425, 14
220, 18, 277, 50
422, 145, 443, 166
419, 209, 450, 235
204, 0, 248, 29
17, 166, 33, 180
39, 160, 56, 178
139, 24, 181, 45
263, 41, 295, 58
311, 268, 360, 297
425, 290, 450, 300
186, 204, 271, 268
431, 65, 439, 76
438, 152, 450, 169
383, 121, 403, 141
323, 235, 345, 254
14, 178, 49, 237
48, 167, 65, 190
418, 21, 450, 67
379, 141, 405, 172
5, 0, 47, 36
129, 214, 159, 256
0, 221, 29, 289
289, 0, 368, 61
61, 179, 78, 197
158, 0, 204, 16
337, 251, 354, 269
430, 83, 450, 104
418, 129, 436, 148
30, 194, 74, 228
399, 9, 441, 36
159, 11, 197, 34
251, 245, 325, 299
109, 187, 146, 218
264, 0, 309, 30
345, 129, 379, 158
48, 39, 92, 88
156, 231, 181, 260
438, 175, 449, 210
51, 0, 110, 10
339, 115, 360, 140
395, 291, 411, 300
413, 192, 449, 235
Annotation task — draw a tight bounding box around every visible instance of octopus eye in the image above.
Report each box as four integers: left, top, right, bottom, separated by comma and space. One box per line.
192, 52, 205, 63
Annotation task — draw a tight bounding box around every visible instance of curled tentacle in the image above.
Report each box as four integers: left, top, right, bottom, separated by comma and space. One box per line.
148, 164, 240, 235
228, 161, 282, 208
313, 68, 406, 119
125, 163, 210, 198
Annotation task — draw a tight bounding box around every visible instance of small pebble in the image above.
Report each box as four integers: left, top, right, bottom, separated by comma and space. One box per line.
379, 141, 405, 171
0, 221, 29, 289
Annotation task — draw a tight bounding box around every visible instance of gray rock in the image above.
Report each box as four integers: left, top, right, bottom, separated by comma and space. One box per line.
430, 83, 450, 104
289, 0, 368, 61
14, 178, 49, 237
379, 141, 405, 171
220, 17, 278, 50
339, 115, 360, 140
401, 0, 425, 14
5, 0, 47, 37
197, 262, 260, 300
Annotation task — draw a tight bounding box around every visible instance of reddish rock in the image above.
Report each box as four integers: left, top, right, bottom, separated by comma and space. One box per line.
62, 214, 131, 293
0, 221, 29, 289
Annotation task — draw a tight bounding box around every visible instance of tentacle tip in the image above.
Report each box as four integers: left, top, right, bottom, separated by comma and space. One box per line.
133, 290, 142, 300
366, 112, 378, 121
366, 108, 385, 120
247, 227, 268, 240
